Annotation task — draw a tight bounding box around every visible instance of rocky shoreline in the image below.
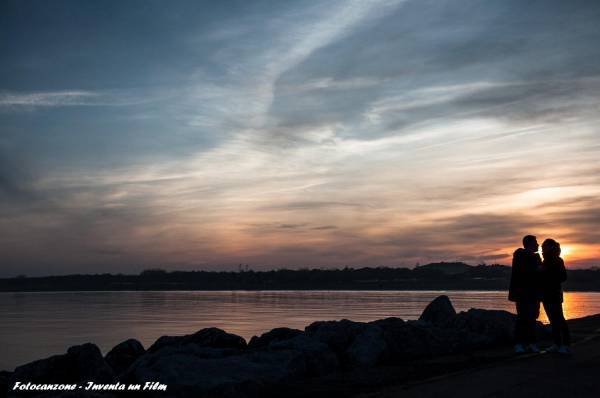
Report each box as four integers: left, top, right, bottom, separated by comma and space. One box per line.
1, 295, 550, 398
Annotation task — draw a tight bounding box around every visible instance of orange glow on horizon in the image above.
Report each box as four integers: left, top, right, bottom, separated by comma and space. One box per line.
560, 245, 573, 259
550, 243, 596, 265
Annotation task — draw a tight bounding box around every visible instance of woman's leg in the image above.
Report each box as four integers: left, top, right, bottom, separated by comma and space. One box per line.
544, 301, 570, 346
543, 301, 562, 346
556, 302, 571, 346
562, 315, 571, 346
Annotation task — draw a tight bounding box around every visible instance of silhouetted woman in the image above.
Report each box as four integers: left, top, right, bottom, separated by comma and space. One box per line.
540, 238, 571, 354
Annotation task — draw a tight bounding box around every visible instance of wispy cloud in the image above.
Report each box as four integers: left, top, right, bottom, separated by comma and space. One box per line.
0, 89, 166, 108
0, 90, 98, 107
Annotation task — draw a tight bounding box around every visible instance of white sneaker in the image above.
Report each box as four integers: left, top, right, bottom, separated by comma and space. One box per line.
527, 344, 540, 353
558, 345, 571, 355
514, 344, 526, 354
545, 344, 560, 353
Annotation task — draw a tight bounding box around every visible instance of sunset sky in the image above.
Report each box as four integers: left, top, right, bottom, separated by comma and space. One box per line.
1, 0, 599, 276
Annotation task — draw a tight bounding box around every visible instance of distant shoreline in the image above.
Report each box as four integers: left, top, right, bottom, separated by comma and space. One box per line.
2, 262, 599, 292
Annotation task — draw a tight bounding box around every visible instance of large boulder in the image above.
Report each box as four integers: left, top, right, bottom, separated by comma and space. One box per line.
305, 319, 367, 355
369, 317, 488, 363
448, 309, 516, 344
345, 324, 387, 368
1, 370, 12, 398
104, 339, 145, 376
148, 327, 247, 354
378, 320, 445, 361
369, 316, 405, 330
268, 334, 339, 377
8, 343, 115, 393
120, 346, 307, 398
420, 321, 493, 354
419, 295, 456, 326
370, 317, 436, 361
248, 328, 303, 350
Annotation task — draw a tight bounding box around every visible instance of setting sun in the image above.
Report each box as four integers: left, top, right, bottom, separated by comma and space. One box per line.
561, 245, 573, 258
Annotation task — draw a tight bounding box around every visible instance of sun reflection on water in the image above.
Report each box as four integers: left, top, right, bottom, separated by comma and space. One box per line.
539, 292, 580, 323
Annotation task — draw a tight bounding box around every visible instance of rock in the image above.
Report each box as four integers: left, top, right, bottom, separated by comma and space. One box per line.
248, 328, 303, 350
305, 318, 447, 369
368, 317, 487, 363
423, 321, 492, 354
345, 324, 387, 368
419, 295, 456, 326
104, 338, 145, 376
305, 319, 368, 356
369, 316, 405, 328
268, 334, 339, 376
369, 317, 405, 336
120, 346, 307, 397
8, 343, 115, 392
381, 321, 440, 361
147, 335, 180, 353
1, 370, 12, 398
148, 327, 247, 353
448, 309, 516, 344
369, 306, 528, 364
369, 317, 434, 361
64, 344, 116, 383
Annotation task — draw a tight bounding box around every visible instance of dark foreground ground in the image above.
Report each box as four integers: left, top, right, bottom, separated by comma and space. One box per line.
365, 330, 600, 398
282, 315, 600, 398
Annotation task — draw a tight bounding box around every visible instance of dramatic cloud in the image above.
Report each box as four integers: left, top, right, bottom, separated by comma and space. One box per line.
1, 0, 599, 276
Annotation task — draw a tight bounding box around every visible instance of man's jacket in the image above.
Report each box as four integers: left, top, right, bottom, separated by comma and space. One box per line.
508, 248, 542, 302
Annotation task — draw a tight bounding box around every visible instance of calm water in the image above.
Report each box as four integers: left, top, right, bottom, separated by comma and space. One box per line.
2, 290, 600, 371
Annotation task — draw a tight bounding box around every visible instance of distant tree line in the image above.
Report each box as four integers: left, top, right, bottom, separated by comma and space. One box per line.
1, 262, 599, 292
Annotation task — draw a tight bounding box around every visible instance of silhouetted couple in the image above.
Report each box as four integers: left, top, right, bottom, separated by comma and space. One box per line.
508, 235, 571, 354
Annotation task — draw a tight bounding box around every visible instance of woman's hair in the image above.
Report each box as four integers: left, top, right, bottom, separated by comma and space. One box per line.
542, 238, 561, 258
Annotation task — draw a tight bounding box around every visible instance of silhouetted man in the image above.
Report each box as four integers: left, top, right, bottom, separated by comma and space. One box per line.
508, 234, 541, 353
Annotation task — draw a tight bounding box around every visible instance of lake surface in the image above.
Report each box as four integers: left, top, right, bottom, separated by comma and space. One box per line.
2, 290, 600, 371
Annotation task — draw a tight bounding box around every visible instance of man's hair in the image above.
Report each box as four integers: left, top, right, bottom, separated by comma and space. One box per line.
522, 235, 537, 247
